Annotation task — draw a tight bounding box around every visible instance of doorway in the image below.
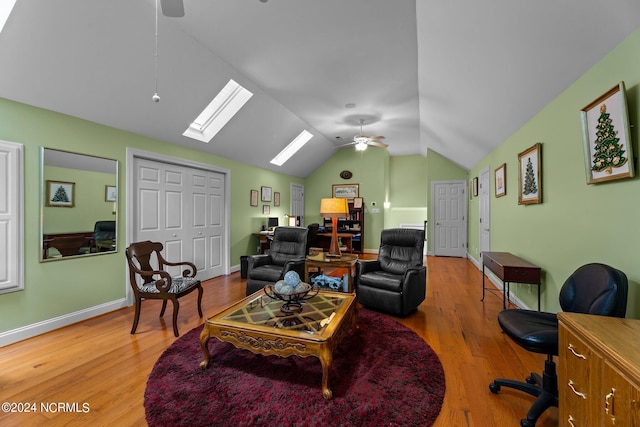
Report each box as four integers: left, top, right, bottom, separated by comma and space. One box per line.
431, 180, 467, 257
290, 183, 304, 225
479, 168, 491, 261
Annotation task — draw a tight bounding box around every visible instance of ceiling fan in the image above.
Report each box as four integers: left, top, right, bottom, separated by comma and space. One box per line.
160, 0, 185, 17
336, 119, 388, 151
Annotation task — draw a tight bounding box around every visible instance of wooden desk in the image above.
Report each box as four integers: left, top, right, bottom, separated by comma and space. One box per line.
558, 313, 640, 426
252, 232, 273, 254
481, 251, 541, 311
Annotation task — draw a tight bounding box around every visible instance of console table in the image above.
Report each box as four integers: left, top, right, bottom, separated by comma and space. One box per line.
481, 251, 541, 311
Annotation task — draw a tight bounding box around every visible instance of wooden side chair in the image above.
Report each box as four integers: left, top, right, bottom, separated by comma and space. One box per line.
125, 241, 203, 337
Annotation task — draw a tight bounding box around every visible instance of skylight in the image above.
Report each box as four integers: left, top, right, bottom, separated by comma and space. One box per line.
183, 79, 253, 143
270, 130, 313, 166
0, 0, 16, 33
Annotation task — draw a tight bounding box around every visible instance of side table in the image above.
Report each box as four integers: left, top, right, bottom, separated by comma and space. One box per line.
482, 251, 542, 311
304, 253, 358, 293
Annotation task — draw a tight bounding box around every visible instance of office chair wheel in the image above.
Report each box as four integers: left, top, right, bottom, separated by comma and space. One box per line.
520, 419, 534, 427
489, 382, 500, 394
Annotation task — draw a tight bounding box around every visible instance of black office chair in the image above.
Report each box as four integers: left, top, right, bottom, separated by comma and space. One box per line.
305, 223, 320, 254
489, 263, 628, 427
93, 220, 116, 252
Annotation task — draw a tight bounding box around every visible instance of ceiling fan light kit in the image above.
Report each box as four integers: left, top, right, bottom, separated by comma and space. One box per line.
336, 118, 389, 151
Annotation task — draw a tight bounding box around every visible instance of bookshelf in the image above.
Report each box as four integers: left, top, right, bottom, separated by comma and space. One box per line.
323, 199, 364, 254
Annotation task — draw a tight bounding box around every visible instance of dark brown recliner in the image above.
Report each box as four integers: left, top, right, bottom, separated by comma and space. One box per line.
355, 228, 426, 317
125, 240, 203, 337
246, 226, 308, 296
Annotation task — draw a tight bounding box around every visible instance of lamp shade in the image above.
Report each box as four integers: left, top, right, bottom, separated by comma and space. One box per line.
320, 198, 349, 218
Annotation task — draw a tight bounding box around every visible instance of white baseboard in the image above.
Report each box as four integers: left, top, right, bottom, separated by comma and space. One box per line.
230, 263, 240, 273
0, 298, 129, 348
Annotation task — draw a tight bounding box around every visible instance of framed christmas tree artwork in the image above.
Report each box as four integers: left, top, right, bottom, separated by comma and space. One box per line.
494, 163, 506, 198
518, 144, 542, 205
46, 180, 75, 207
581, 82, 634, 184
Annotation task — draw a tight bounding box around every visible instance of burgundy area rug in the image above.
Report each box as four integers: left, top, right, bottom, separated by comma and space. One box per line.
145, 308, 445, 427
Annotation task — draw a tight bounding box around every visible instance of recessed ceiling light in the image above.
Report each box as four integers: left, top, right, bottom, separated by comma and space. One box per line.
345, 103, 356, 109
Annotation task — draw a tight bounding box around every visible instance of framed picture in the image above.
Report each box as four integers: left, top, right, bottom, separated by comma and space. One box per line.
472, 177, 478, 197
332, 183, 359, 199
250, 189, 259, 207
518, 143, 542, 205
262, 205, 270, 215
105, 185, 117, 202
261, 186, 272, 202
494, 164, 506, 198
353, 197, 363, 209
581, 82, 634, 184
274, 192, 280, 207
46, 180, 75, 207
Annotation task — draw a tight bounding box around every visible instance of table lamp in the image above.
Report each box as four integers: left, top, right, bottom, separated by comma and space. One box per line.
320, 198, 349, 257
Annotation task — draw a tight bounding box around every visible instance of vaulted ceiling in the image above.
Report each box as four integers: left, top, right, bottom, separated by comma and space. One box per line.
1, 0, 639, 177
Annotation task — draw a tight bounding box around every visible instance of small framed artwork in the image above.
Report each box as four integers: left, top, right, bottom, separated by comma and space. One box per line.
472, 177, 478, 197
580, 82, 634, 184
274, 192, 280, 207
332, 183, 359, 199
46, 180, 75, 207
494, 164, 506, 198
250, 189, 259, 207
261, 186, 272, 202
105, 185, 117, 202
262, 205, 270, 215
518, 143, 542, 205
353, 197, 363, 209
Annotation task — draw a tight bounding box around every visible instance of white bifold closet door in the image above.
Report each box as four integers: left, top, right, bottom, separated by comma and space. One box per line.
133, 157, 225, 281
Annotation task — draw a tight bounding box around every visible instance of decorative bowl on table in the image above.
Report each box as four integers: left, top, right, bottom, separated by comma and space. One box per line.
264, 280, 319, 314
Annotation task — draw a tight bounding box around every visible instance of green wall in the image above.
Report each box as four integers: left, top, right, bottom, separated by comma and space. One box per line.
43, 166, 116, 234
0, 97, 302, 333
304, 148, 389, 250
468, 28, 640, 317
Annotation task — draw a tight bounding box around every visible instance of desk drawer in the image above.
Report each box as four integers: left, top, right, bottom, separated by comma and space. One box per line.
483, 257, 505, 279
503, 267, 540, 283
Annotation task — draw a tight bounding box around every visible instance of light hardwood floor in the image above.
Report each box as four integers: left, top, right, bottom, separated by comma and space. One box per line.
0, 255, 558, 426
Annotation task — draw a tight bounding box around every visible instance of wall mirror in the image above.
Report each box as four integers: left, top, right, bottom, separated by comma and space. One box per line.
40, 147, 118, 262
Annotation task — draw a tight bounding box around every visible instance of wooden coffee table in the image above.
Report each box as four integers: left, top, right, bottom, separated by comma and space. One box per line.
199, 289, 358, 400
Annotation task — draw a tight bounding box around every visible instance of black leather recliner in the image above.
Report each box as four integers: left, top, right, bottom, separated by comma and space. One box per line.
93, 220, 116, 252
355, 228, 426, 317
489, 263, 628, 427
246, 226, 308, 296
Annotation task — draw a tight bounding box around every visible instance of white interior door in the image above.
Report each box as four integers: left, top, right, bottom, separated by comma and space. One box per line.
479, 168, 491, 260
432, 181, 467, 257
290, 183, 304, 225
132, 157, 226, 281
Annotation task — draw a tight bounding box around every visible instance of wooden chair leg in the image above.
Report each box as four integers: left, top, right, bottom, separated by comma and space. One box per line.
131, 298, 142, 334
196, 285, 204, 318
171, 297, 180, 337
159, 299, 168, 317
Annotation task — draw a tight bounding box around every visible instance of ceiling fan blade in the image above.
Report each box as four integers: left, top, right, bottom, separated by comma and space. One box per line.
334, 142, 357, 149
369, 141, 389, 148
369, 135, 385, 140
161, 0, 185, 17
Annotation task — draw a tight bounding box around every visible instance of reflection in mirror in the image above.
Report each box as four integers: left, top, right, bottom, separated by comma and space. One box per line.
40, 148, 118, 261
